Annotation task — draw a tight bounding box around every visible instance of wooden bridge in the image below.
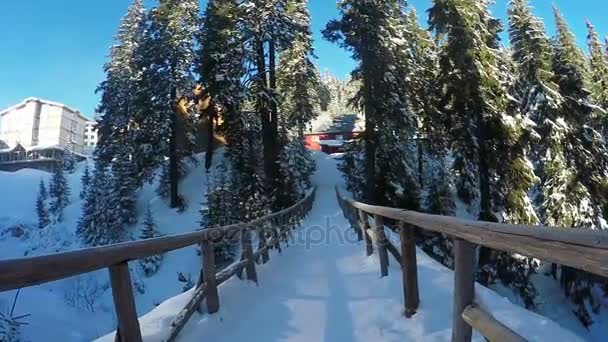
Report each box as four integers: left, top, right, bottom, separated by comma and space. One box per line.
0, 183, 606, 342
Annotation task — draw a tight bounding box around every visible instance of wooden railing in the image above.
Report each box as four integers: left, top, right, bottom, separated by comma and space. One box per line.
0, 188, 316, 342
335, 187, 608, 342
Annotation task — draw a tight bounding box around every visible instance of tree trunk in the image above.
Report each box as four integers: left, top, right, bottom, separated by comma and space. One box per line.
205, 103, 215, 171
363, 77, 376, 204
256, 38, 274, 206
170, 86, 180, 209
476, 112, 495, 284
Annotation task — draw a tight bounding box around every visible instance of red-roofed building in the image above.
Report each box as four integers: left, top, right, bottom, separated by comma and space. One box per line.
304, 131, 362, 154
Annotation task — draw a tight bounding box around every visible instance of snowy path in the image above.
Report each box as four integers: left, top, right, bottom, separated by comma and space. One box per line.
102, 153, 583, 342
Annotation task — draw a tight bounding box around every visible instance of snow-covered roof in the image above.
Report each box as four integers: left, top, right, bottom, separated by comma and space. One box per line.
0, 97, 89, 122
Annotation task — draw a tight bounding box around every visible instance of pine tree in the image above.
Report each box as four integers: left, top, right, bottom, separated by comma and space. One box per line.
277, 0, 320, 138
80, 163, 91, 200
49, 164, 71, 222
241, 0, 298, 211
197, 0, 247, 171
62, 144, 77, 174
324, 0, 420, 208
139, 206, 163, 276
586, 20, 608, 133
144, 0, 199, 209
111, 153, 138, 228
77, 164, 121, 246
506, 0, 557, 226
549, 6, 608, 326
96, 0, 149, 180
202, 162, 238, 263
278, 139, 316, 201
36, 179, 50, 229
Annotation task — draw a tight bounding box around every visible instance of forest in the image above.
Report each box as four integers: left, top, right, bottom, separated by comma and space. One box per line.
28, 0, 608, 337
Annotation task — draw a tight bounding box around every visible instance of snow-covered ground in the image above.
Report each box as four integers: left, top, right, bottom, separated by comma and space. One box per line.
0, 152, 224, 341
94, 153, 584, 342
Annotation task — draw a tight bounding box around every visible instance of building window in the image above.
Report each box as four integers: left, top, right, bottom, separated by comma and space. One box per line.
312, 136, 320, 142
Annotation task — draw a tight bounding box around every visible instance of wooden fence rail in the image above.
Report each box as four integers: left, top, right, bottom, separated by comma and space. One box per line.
0, 188, 316, 342
335, 187, 608, 342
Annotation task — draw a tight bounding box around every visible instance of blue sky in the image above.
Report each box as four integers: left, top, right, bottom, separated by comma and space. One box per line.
0, 0, 606, 118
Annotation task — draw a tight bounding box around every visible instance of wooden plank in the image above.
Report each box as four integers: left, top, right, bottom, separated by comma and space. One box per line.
462, 304, 527, 342
336, 188, 608, 278
168, 259, 248, 342
358, 210, 374, 256
386, 239, 402, 266
374, 215, 389, 277
108, 262, 142, 342
452, 239, 476, 342
0, 187, 317, 292
400, 222, 419, 317
242, 230, 258, 283
201, 240, 219, 314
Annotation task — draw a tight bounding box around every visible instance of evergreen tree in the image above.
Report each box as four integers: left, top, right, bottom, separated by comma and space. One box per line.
506, 0, 556, 225
278, 139, 316, 201
144, 0, 199, 209
241, 0, 298, 211
139, 206, 163, 276
62, 144, 77, 174
80, 163, 91, 200
549, 6, 608, 326
277, 0, 320, 138
586, 20, 608, 132
49, 164, 71, 222
77, 164, 121, 246
197, 0, 246, 171
111, 152, 138, 228
324, 0, 420, 208
36, 179, 50, 229
96, 0, 150, 182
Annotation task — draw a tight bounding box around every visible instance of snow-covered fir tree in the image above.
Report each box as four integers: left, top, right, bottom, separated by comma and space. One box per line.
586, 20, 608, 133
202, 162, 238, 262
324, 0, 420, 209
278, 139, 316, 201
80, 163, 91, 200
277, 0, 320, 138
96, 0, 152, 183
139, 206, 163, 276
143, 0, 199, 208
77, 164, 121, 246
62, 145, 77, 174
49, 164, 70, 222
110, 152, 138, 228
197, 0, 247, 171
548, 6, 608, 326
36, 179, 50, 229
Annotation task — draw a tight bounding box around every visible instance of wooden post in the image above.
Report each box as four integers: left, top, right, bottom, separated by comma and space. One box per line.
399, 222, 419, 317
242, 229, 258, 283
201, 239, 219, 313
374, 215, 389, 277
350, 207, 363, 241
452, 239, 476, 342
257, 227, 270, 264
358, 210, 373, 256
109, 262, 142, 342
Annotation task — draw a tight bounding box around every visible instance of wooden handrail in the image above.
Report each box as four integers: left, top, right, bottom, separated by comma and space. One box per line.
336, 187, 608, 278
0, 188, 316, 292
335, 187, 608, 342
0, 187, 316, 342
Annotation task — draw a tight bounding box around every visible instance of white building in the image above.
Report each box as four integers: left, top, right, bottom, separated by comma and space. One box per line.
0, 98, 89, 154
84, 120, 98, 154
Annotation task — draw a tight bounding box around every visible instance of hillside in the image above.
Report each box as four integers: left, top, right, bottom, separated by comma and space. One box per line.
0, 152, 224, 341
